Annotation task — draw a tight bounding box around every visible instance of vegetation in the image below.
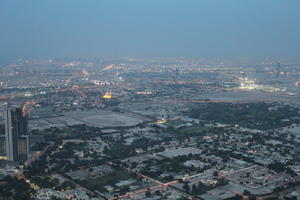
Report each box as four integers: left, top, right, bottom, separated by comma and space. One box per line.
0, 176, 33, 200
80, 170, 135, 193
103, 137, 160, 159
186, 102, 300, 130
30, 177, 59, 188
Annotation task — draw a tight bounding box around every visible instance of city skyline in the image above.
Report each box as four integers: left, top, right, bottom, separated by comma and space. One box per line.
1, 1, 300, 200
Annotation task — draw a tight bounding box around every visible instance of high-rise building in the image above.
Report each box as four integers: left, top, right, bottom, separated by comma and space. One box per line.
0, 135, 5, 158
5, 107, 29, 162
276, 62, 281, 77
18, 136, 29, 161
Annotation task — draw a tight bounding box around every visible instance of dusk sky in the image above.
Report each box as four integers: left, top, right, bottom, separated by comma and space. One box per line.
1, 0, 300, 61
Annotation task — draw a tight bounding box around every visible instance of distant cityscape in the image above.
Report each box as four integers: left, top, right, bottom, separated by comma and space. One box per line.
0, 58, 300, 200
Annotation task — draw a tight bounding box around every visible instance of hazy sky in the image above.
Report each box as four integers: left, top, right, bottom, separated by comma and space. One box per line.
0, 0, 300, 61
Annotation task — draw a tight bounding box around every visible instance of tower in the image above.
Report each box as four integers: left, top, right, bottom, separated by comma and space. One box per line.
5, 107, 29, 162
276, 62, 281, 77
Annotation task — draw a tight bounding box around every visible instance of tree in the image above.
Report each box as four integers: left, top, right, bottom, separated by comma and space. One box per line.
249, 197, 257, 200
243, 190, 251, 196
50, 197, 64, 200
145, 188, 151, 197
223, 195, 243, 200
154, 190, 162, 196
213, 171, 219, 177
182, 182, 190, 192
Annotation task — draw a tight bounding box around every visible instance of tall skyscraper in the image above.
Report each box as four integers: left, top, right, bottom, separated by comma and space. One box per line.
18, 136, 30, 161
5, 107, 29, 162
276, 62, 281, 77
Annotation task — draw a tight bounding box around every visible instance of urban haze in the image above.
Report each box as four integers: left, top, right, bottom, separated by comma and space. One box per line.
1, 1, 300, 200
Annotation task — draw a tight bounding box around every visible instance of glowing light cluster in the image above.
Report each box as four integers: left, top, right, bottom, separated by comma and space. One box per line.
102, 91, 112, 99
237, 77, 283, 92
156, 118, 167, 124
